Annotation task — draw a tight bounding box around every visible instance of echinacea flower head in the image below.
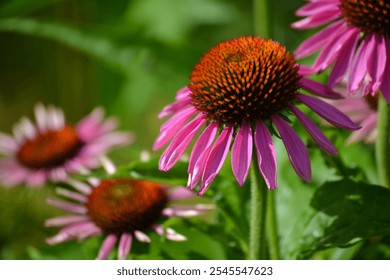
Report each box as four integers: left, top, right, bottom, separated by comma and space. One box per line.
154, 36, 360, 194
45, 160, 212, 260
292, 0, 390, 102
327, 92, 378, 144
0, 104, 132, 187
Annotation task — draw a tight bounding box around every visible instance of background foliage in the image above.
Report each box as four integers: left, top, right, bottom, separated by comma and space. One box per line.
0, 0, 389, 260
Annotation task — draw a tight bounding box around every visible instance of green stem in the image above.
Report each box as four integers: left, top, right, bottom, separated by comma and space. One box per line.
253, 0, 271, 37
266, 191, 280, 259
248, 157, 268, 260
375, 94, 390, 188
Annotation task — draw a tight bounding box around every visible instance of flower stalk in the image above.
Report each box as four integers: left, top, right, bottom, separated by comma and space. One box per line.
248, 156, 268, 260
376, 94, 390, 188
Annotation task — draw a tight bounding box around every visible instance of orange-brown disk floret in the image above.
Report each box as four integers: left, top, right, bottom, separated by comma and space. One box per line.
87, 179, 168, 235
17, 125, 83, 169
189, 36, 301, 125
340, 0, 390, 37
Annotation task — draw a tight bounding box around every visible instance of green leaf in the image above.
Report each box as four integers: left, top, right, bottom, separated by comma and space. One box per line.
0, 0, 64, 17
298, 179, 390, 258
0, 18, 134, 73
126, 0, 238, 45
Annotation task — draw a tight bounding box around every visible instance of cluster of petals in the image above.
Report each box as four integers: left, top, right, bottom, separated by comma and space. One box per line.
154, 85, 360, 194
292, 0, 390, 102
45, 159, 213, 260
0, 104, 132, 187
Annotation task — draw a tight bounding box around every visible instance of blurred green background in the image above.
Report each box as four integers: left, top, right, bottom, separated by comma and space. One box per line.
1, 0, 389, 260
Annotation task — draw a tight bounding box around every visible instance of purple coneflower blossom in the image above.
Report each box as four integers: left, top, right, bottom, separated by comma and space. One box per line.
153, 36, 360, 195
0, 103, 132, 187
327, 92, 378, 144
292, 0, 390, 102
45, 158, 213, 260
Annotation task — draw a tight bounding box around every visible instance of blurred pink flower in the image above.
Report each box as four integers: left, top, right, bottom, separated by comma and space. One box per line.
292, 0, 390, 102
46, 159, 213, 260
0, 103, 132, 187
327, 93, 378, 144
154, 36, 360, 195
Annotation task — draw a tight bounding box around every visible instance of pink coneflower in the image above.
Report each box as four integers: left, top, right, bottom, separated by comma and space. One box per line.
45, 159, 213, 260
153, 36, 360, 195
292, 0, 390, 101
328, 93, 378, 144
0, 104, 132, 187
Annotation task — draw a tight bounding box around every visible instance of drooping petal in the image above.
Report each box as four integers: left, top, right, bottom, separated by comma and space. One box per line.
199, 125, 234, 195
272, 115, 311, 182
153, 225, 187, 241
55, 188, 88, 203
45, 215, 89, 227
298, 94, 361, 130
300, 77, 342, 99
296, 1, 341, 17
294, 20, 344, 59
254, 121, 277, 189
231, 123, 253, 186
167, 187, 195, 201
381, 39, 390, 102
187, 122, 218, 190
153, 107, 197, 151
329, 30, 360, 87
366, 34, 387, 94
291, 10, 341, 29
312, 27, 357, 72
162, 204, 213, 217
46, 198, 87, 214
134, 231, 151, 243
159, 114, 206, 171
158, 87, 192, 119
96, 234, 117, 260
348, 35, 374, 94
291, 106, 338, 155
118, 233, 132, 260
346, 113, 378, 144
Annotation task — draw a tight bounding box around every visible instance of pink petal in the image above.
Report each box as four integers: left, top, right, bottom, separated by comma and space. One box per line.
45, 215, 89, 227
55, 188, 88, 203
312, 27, 357, 72
301, 77, 342, 99
167, 187, 195, 201
159, 114, 206, 171
366, 34, 387, 93
272, 115, 311, 182
46, 198, 87, 214
329, 30, 360, 87
162, 204, 213, 217
26, 170, 47, 187
153, 107, 197, 151
294, 20, 344, 59
231, 122, 253, 186
118, 233, 132, 260
346, 113, 377, 144
158, 87, 192, 118
254, 121, 277, 189
153, 225, 187, 241
296, 1, 340, 17
291, 10, 341, 30
134, 231, 151, 243
96, 234, 117, 260
298, 94, 361, 130
291, 106, 338, 155
381, 39, 390, 103
348, 35, 374, 94
198, 125, 234, 195
187, 122, 218, 190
